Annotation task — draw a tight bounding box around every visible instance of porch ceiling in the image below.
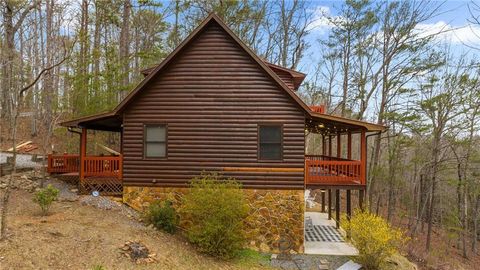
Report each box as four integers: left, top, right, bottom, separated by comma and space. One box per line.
306, 113, 387, 135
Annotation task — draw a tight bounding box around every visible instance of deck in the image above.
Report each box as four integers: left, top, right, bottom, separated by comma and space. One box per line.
48, 152, 365, 195
305, 155, 365, 189
48, 154, 122, 195
48, 153, 365, 192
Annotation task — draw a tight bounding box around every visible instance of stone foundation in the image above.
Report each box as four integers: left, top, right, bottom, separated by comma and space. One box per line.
123, 186, 304, 253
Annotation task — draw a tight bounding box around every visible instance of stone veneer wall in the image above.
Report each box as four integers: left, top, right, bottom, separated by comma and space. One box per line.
123, 186, 304, 253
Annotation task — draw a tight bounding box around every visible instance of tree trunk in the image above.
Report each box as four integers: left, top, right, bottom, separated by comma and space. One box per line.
119, 0, 131, 100
2, 109, 19, 240
472, 196, 479, 253
426, 132, 441, 251
92, 0, 102, 103
77, 0, 89, 114
1, 2, 15, 120
0, 175, 13, 240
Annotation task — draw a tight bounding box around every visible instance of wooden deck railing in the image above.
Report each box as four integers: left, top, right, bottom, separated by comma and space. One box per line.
305, 155, 363, 185
48, 154, 122, 180
83, 156, 122, 178
47, 154, 80, 173
304, 154, 352, 162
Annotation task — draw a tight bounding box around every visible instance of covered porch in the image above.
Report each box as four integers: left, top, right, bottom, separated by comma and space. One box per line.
304, 107, 375, 188
48, 113, 123, 195
304, 105, 386, 228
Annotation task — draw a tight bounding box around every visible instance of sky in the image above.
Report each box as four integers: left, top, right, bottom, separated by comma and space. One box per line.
300, 0, 480, 74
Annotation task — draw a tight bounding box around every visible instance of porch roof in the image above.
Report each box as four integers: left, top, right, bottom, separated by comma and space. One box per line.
59, 109, 387, 134
306, 112, 387, 135
60, 112, 122, 132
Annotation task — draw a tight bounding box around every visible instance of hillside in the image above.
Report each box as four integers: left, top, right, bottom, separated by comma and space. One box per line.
0, 173, 271, 270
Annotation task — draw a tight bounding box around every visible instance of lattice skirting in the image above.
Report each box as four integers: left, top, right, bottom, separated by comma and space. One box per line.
305, 225, 345, 242
52, 174, 79, 185
80, 177, 123, 196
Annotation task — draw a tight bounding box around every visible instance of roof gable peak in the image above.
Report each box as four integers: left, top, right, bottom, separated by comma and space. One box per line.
112, 12, 311, 114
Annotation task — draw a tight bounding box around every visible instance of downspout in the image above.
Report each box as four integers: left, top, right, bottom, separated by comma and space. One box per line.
67, 127, 82, 154
365, 130, 387, 205
67, 127, 83, 187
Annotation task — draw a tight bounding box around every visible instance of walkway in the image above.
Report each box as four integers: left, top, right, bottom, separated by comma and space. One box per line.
304, 212, 358, 255
0, 152, 42, 168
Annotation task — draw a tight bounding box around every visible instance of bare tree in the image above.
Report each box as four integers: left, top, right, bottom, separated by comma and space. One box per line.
119, 0, 132, 100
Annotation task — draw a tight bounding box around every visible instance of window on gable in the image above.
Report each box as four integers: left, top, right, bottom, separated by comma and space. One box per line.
258, 125, 282, 160
145, 125, 167, 158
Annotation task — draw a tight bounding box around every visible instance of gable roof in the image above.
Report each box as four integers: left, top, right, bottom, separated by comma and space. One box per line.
60, 13, 387, 133
112, 13, 312, 114
263, 62, 306, 90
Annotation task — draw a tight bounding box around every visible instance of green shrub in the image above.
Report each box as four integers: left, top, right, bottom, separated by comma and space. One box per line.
179, 173, 249, 259
342, 210, 406, 270
33, 184, 59, 215
91, 265, 105, 270
144, 200, 178, 234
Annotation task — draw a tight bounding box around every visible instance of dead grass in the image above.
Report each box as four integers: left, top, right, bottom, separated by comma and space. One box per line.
0, 189, 273, 270
403, 227, 480, 270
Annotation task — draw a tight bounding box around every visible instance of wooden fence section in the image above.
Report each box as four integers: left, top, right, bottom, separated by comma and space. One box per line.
48, 154, 123, 195
83, 156, 122, 178
48, 154, 122, 180
304, 154, 352, 162
305, 156, 363, 185
47, 154, 80, 173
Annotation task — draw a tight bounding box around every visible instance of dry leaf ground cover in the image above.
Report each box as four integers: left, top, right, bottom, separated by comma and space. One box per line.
0, 175, 271, 270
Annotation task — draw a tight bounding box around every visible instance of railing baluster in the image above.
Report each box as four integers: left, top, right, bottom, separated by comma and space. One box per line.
305, 156, 365, 185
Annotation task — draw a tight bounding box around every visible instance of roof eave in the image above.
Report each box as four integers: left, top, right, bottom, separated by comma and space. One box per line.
59, 112, 118, 128
309, 112, 388, 132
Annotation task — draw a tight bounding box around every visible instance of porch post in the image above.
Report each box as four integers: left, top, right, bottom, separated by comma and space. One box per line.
347, 131, 352, 160
360, 129, 366, 185
328, 135, 332, 157
79, 128, 87, 180
346, 189, 351, 219
359, 189, 364, 210
336, 131, 341, 158
322, 135, 326, 155
328, 189, 332, 220
321, 190, 326, 213
335, 189, 340, 228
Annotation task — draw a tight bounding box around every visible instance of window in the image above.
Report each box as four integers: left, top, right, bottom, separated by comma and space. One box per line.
145, 125, 167, 158
258, 125, 282, 160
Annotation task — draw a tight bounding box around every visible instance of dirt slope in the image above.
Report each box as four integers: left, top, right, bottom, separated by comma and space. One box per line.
0, 186, 269, 270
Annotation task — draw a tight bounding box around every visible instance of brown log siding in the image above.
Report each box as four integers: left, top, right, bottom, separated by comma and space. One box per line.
269, 67, 296, 90
122, 21, 305, 189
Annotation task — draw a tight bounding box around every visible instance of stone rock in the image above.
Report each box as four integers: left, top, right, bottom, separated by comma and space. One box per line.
119, 241, 156, 264
123, 186, 305, 254
259, 243, 270, 252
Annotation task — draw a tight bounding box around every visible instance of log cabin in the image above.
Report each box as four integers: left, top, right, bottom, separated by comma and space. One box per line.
48, 13, 386, 253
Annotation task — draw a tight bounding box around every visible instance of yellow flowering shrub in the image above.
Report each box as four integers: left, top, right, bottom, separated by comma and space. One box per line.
342, 210, 406, 270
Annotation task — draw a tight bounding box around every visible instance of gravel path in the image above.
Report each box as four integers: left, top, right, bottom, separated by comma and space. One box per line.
270, 254, 350, 270
0, 152, 43, 168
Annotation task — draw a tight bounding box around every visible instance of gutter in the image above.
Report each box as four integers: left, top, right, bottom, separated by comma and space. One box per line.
366, 130, 383, 139
364, 130, 387, 192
